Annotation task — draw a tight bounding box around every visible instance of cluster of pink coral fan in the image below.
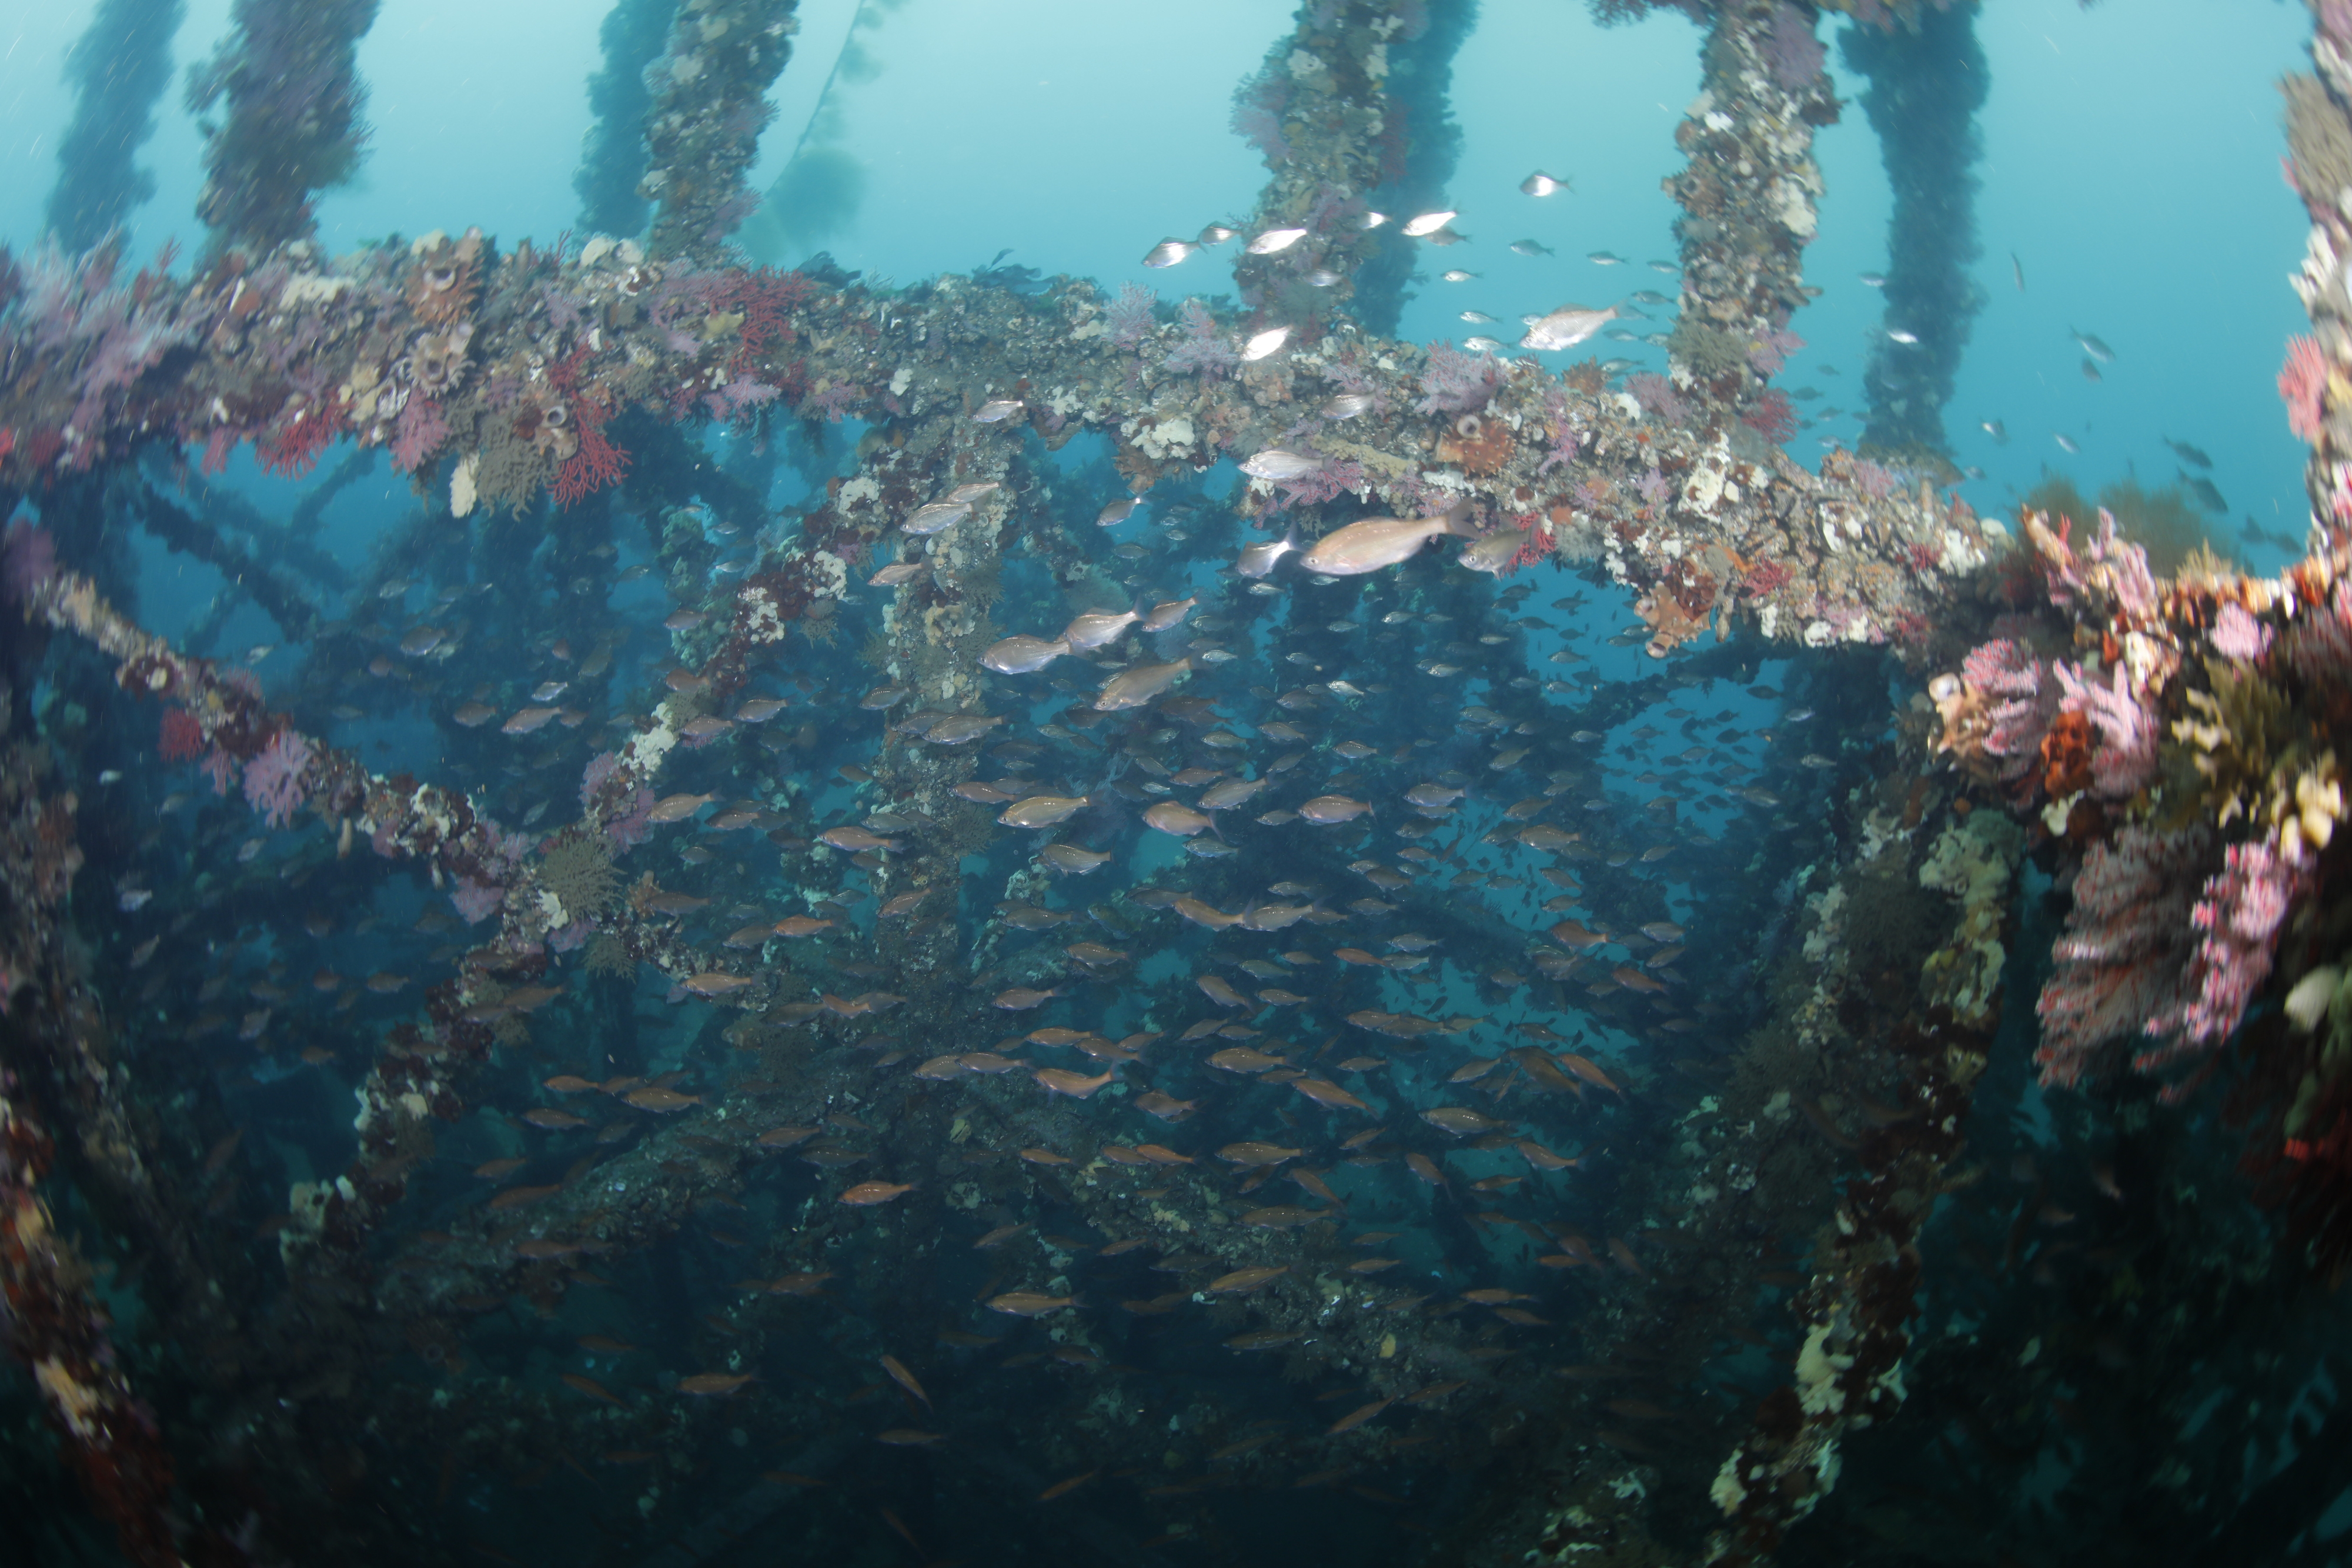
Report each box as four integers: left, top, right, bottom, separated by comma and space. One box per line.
2285, 579, 2352, 681
2138, 841, 2311, 1092
240, 730, 312, 828
2034, 825, 2209, 1089
2210, 600, 2274, 661
1960, 638, 2050, 776
2053, 659, 2160, 798
387, 395, 447, 474
1414, 343, 1502, 416
2031, 507, 2160, 624
449, 877, 503, 925
1105, 282, 1157, 350
1, 516, 57, 604
2281, 334, 2330, 442
1162, 300, 1238, 377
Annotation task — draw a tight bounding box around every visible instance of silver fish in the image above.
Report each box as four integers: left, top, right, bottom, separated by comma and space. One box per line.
999, 794, 1090, 829
1247, 227, 1308, 255
1402, 210, 1458, 237
1518, 302, 1618, 352
1062, 607, 1141, 650
1097, 497, 1140, 527
1298, 502, 1474, 576
1588, 250, 1624, 265
1519, 172, 1569, 196
1459, 309, 1497, 324
1095, 658, 1192, 711
1509, 239, 1555, 256
1198, 224, 1238, 246
1441, 269, 1479, 282
982, 635, 1072, 674
903, 502, 971, 536
1241, 449, 1325, 482
946, 482, 1001, 504
1241, 326, 1291, 361
1322, 394, 1375, 419
1460, 528, 1533, 575
1464, 336, 1504, 353
1142, 596, 1197, 631
1144, 238, 1198, 268
1886, 328, 1919, 345
973, 399, 1024, 422
868, 561, 926, 586
1235, 527, 1302, 579
2054, 433, 2080, 453
1303, 268, 1343, 286
1859, 272, 1887, 287
2072, 327, 2114, 362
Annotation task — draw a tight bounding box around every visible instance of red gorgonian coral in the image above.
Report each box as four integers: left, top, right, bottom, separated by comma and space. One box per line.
158, 708, 205, 763
2035, 825, 2209, 1089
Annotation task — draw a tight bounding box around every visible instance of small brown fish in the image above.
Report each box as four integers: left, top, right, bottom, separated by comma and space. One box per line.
880, 1354, 931, 1409
838, 1181, 914, 1206
646, 793, 714, 824
1205, 1265, 1288, 1295
682, 972, 753, 998
1422, 1106, 1507, 1136
1038, 1470, 1098, 1502
1033, 1067, 1114, 1099
994, 987, 1060, 1010
677, 1372, 755, 1396
986, 1290, 1076, 1317
502, 706, 562, 734
1291, 1078, 1371, 1112
1218, 1140, 1302, 1166
624, 1086, 701, 1112
1327, 1397, 1395, 1435
773, 915, 835, 938
562, 1373, 625, 1406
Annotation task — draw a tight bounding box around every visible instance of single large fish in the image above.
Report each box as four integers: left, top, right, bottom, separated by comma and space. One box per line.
1519, 302, 1619, 351
1299, 502, 1476, 576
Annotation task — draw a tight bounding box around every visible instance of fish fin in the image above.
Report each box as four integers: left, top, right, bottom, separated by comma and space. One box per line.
1441, 499, 1481, 538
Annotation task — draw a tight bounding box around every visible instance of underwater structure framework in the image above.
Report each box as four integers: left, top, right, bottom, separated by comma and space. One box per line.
1, 0, 2350, 1564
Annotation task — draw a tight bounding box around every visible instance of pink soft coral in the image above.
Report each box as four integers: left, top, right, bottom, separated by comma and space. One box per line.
2281, 335, 2329, 442
241, 730, 312, 828
2054, 660, 2159, 798
1962, 638, 2052, 778
2035, 825, 2207, 1088
2138, 841, 2310, 1094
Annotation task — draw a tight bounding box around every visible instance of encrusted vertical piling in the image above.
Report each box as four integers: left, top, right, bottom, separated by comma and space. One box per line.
185, 0, 384, 252
640, 0, 802, 262
1666, 0, 1841, 435
44, 0, 186, 253
1840, 0, 1989, 460
577, 0, 682, 239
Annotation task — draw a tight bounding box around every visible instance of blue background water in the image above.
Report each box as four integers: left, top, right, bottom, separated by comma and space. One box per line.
0, 0, 2320, 580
